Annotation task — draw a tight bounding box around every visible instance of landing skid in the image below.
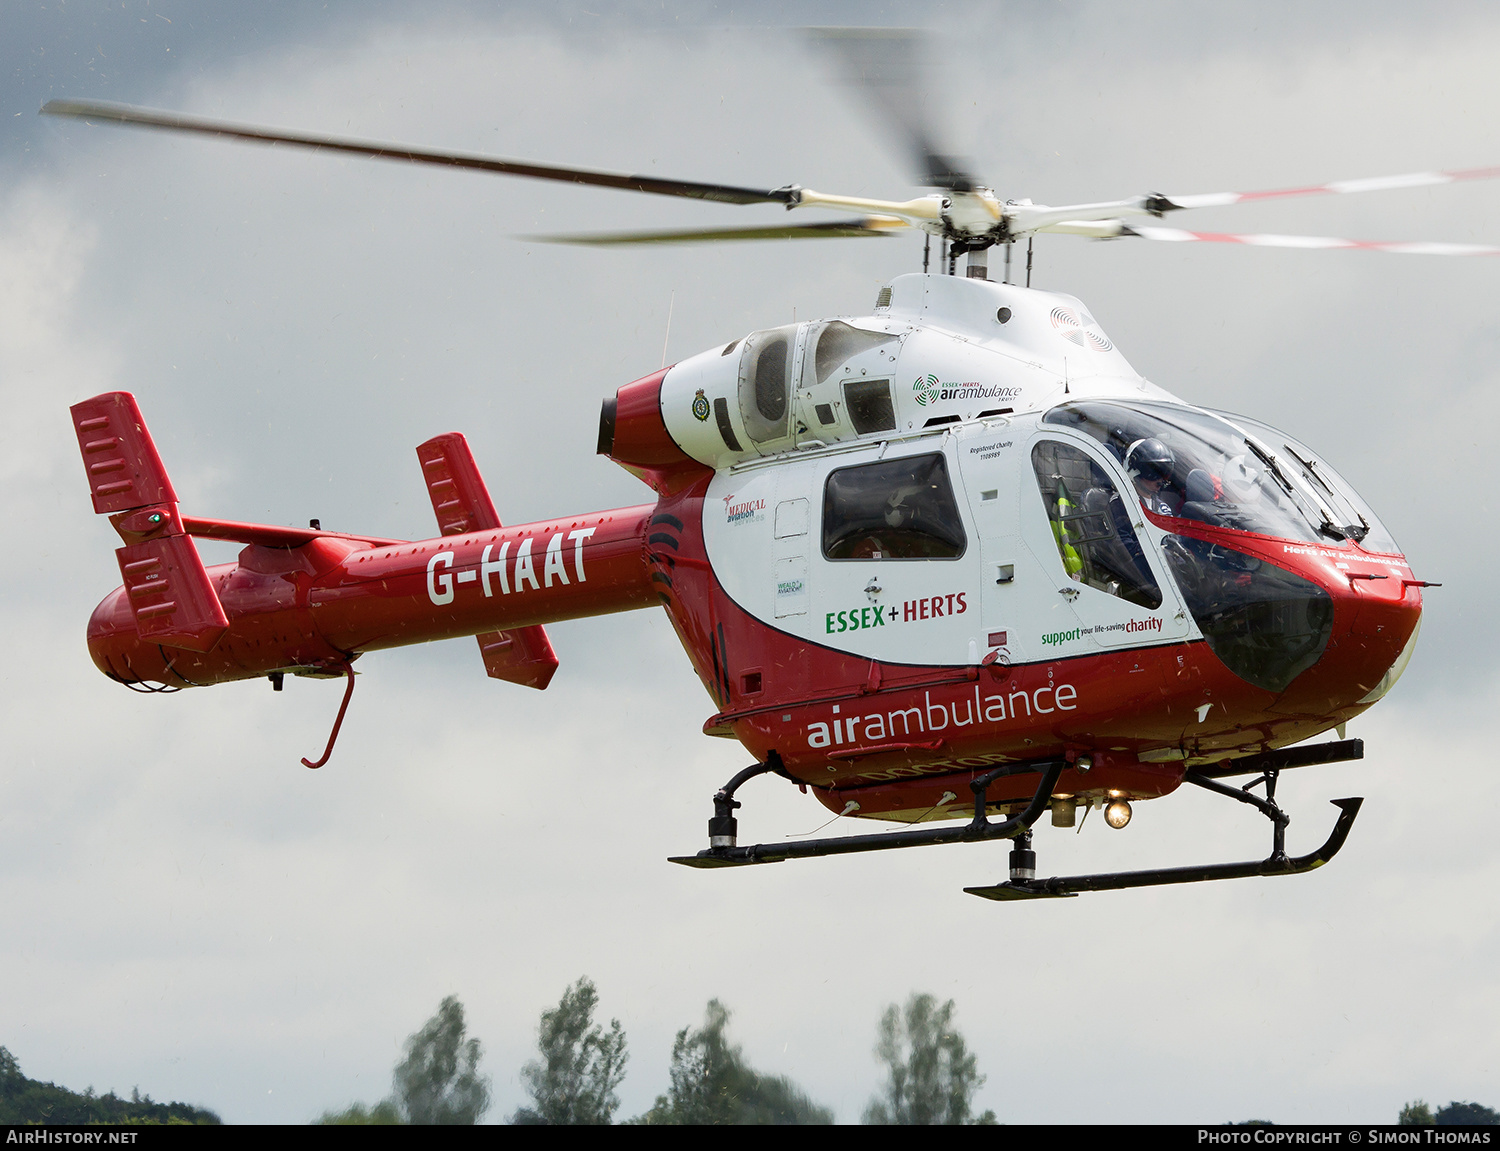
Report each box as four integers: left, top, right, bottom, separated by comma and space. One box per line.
669, 754, 1364, 900
670, 756, 1070, 868
964, 797, 1361, 900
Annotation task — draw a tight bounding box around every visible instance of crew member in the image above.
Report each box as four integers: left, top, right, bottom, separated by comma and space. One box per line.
1127, 438, 1183, 517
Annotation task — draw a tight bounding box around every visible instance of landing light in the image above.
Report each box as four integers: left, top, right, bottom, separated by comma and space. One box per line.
1105, 798, 1133, 830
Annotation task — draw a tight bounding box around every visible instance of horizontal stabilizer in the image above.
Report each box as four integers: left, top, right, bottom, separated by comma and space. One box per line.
416, 432, 559, 690
181, 516, 404, 549
71, 392, 177, 514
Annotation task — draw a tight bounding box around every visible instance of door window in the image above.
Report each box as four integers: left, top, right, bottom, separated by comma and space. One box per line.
1030, 440, 1162, 609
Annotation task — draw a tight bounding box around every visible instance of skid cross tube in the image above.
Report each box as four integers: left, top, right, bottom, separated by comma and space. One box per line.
670, 758, 1067, 868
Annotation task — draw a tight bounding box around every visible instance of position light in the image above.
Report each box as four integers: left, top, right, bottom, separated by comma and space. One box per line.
1104, 798, 1133, 830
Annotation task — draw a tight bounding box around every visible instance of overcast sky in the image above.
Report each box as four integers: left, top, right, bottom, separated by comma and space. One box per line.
4, 0, 1499, 1125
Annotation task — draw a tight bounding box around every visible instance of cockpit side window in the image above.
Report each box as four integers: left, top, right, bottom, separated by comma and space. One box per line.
1030, 440, 1163, 610
823, 453, 966, 560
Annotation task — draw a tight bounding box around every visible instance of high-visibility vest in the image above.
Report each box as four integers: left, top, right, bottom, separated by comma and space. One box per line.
1052, 479, 1085, 577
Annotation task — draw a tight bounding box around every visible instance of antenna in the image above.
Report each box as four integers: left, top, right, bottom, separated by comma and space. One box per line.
660, 290, 675, 369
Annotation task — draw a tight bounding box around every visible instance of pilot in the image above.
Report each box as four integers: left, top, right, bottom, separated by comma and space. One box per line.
1127, 438, 1184, 517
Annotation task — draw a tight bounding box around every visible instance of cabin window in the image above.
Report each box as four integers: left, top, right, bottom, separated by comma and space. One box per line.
806, 320, 898, 384
843, 378, 897, 434
1030, 440, 1162, 609
822, 453, 966, 560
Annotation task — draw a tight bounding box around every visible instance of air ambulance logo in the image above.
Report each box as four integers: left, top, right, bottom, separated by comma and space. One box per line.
691, 389, 711, 421
912, 374, 939, 406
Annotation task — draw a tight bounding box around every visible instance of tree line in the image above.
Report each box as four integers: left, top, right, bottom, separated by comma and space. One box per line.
0, 1047, 219, 1124
317, 980, 997, 1125
1401, 1100, 1500, 1126
5, 1002, 1493, 1125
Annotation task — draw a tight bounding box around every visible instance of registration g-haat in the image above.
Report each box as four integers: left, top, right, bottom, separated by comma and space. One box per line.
427, 528, 597, 606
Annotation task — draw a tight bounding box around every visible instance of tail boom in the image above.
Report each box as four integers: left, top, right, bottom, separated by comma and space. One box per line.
87, 506, 657, 687
74, 389, 657, 689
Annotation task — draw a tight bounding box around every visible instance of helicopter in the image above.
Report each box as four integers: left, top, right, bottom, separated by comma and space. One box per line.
44, 35, 1461, 901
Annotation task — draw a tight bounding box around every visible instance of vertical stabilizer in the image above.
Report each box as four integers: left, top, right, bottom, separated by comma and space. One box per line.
71, 391, 179, 514
416, 433, 559, 690
71, 393, 229, 653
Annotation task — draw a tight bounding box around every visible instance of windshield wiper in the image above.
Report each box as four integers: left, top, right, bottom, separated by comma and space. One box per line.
1244, 438, 1293, 492
1317, 521, 1349, 542
1247, 438, 1348, 542
1282, 446, 1368, 541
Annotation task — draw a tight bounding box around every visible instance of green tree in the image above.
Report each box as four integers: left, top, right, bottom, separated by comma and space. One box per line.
0, 1047, 219, 1125
512, 977, 628, 1124
393, 996, 491, 1124
314, 997, 491, 1124
863, 994, 996, 1125
1437, 1101, 1500, 1125
1400, 1100, 1435, 1125
637, 1000, 832, 1125
315, 1100, 403, 1125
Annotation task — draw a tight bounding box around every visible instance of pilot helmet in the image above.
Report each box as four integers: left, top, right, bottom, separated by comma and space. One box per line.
1127, 437, 1175, 484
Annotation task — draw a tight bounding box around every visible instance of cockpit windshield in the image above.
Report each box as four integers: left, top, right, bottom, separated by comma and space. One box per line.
1042, 401, 1393, 549
1219, 412, 1401, 555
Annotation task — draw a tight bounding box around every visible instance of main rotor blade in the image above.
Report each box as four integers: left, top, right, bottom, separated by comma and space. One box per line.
39, 99, 798, 207
525, 216, 909, 246
1128, 224, 1500, 255
806, 27, 978, 193
1162, 165, 1500, 211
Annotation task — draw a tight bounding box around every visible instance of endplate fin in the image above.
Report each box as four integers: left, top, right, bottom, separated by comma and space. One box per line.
71, 392, 229, 652
70, 392, 177, 514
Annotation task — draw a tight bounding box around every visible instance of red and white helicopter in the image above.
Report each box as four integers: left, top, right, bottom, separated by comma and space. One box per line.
46, 40, 1461, 899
